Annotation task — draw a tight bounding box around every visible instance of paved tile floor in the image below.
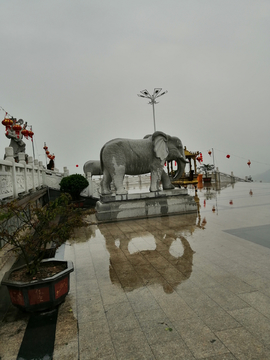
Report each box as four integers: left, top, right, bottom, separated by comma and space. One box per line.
1, 181, 270, 359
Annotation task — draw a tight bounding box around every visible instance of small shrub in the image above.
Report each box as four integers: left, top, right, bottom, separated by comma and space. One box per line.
59, 174, 89, 200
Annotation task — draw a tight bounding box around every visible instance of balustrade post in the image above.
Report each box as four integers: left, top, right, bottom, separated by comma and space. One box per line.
86, 172, 93, 196
5, 147, 17, 198
5, 147, 15, 163
63, 167, 69, 177
38, 161, 43, 188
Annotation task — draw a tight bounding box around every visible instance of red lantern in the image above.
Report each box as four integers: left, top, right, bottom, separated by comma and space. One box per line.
164, 162, 167, 166
229, 200, 233, 205
21, 129, 29, 139
2, 118, 13, 132
208, 150, 212, 156
46, 150, 50, 155
226, 154, 230, 159
197, 152, 203, 163
51, 155, 55, 160
28, 130, 34, 141
247, 160, 251, 167
43, 146, 48, 151
76, 165, 79, 167
12, 123, 22, 139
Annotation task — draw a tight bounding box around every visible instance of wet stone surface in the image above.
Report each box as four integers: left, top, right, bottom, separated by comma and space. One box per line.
1, 182, 270, 359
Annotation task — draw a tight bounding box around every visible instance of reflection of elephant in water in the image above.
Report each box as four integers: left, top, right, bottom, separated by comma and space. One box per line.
99, 214, 196, 294
83, 160, 102, 176
100, 131, 188, 195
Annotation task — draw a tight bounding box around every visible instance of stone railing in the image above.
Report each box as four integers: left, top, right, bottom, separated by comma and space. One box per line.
0, 147, 69, 201
81, 173, 151, 199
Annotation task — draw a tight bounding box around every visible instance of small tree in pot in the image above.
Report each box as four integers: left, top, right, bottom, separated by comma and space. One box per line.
59, 174, 89, 201
0, 194, 87, 311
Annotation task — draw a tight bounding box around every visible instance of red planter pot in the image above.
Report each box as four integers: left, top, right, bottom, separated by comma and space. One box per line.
203, 177, 212, 183
1, 259, 74, 312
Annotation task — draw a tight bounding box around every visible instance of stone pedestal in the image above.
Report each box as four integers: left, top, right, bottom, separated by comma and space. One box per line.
95, 189, 197, 222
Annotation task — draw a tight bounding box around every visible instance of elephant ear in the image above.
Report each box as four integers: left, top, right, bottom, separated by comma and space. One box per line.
153, 132, 168, 161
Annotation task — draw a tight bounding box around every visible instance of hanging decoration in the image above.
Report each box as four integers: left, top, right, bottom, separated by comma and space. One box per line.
226, 154, 230, 159
12, 121, 22, 139
21, 123, 29, 139
229, 200, 233, 205
208, 150, 212, 156
2, 116, 13, 133
28, 126, 34, 142
247, 160, 251, 167
196, 152, 203, 163
43, 143, 55, 162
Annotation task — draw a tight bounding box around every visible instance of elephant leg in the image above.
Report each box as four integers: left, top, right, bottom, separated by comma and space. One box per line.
113, 167, 128, 195
161, 170, 175, 190
150, 167, 163, 192
100, 168, 112, 195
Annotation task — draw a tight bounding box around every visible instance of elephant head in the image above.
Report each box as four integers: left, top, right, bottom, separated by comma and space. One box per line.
146, 131, 189, 182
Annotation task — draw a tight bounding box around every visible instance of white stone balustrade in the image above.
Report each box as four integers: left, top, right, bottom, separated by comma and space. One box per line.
0, 147, 67, 201
0, 148, 152, 201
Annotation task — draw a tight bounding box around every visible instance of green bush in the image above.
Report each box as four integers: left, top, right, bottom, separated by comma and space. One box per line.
59, 174, 89, 200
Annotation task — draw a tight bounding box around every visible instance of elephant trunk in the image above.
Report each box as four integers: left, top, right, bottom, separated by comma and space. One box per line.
173, 157, 189, 181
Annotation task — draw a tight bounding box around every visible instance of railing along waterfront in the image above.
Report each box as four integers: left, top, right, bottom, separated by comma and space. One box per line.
0, 147, 69, 201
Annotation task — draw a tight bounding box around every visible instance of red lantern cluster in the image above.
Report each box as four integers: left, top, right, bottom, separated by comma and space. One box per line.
2, 114, 34, 142
43, 143, 55, 161
197, 152, 203, 163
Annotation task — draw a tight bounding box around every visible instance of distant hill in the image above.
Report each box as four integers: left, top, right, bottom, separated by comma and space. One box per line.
253, 169, 270, 183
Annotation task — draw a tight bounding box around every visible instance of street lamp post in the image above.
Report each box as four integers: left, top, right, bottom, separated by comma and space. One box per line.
137, 88, 168, 132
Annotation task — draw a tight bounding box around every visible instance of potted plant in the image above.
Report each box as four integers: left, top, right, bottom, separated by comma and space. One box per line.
0, 194, 86, 312
198, 163, 215, 183
59, 174, 89, 207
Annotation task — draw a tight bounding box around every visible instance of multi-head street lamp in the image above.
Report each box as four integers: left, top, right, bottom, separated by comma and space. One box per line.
137, 88, 168, 132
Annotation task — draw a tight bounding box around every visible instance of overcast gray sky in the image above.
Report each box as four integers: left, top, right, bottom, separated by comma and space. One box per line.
1, 0, 269, 178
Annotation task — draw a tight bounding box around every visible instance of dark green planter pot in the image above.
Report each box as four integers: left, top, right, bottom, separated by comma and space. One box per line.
1, 259, 74, 312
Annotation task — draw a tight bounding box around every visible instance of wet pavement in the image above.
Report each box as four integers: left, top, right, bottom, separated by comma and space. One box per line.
1, 181, 270, 359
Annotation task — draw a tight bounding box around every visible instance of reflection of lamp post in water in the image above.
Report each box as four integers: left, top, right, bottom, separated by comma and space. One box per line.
137, 88, 168, 132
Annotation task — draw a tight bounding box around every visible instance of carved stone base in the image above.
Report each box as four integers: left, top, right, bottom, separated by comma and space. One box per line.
95, 189, 197, 222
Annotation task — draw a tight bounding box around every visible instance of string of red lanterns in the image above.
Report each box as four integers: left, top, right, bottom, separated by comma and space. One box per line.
43, 142, 55, 161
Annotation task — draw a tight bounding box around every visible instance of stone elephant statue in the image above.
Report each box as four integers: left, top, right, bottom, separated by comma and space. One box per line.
83, 160, 102, 176
100, 131, 188, 195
